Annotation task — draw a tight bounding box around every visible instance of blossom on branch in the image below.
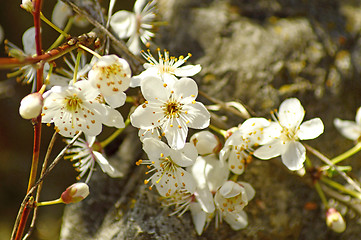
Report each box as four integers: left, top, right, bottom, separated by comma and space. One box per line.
130, 76, 210, 150
42, 80, 125, 137
139, 138, 198, 197
253, 98, 324, 171
131, 49, 202, 87
110, 0, 157, 54
88, 54, 131, 108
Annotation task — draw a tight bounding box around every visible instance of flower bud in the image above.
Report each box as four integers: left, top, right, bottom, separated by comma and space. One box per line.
19, 92, 43, 119
21, 0, 34, 12
61, 183, 89, 204
326, 208, 346, 233
190, 131, 221, 155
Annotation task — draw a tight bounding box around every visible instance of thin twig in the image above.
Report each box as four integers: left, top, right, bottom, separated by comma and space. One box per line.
10, 132, 81, 240
23, 132, 58, 240
305, 144, 361, 193
199, 90, 252, 119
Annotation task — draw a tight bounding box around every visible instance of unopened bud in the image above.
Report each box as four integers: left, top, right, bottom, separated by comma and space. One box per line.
61, 183, 89, 204
190, 131, 221, 155
326, 208, 346, 233
19, 92, 43, 119
21, 0, 34, 12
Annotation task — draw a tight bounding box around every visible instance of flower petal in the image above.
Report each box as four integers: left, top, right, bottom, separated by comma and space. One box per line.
278, 98, 305, 130
104, 92, 127, 108
173, 77, 198, 100
298, 118, 324, 140
281, 141, 306, 171
223, 211, 248, 230
174, 64, 202, 77
93, 151, 123, 177
141, 76, 169, 101
334, 118, 361, 141
189, 202, 207, 235
356, 107, 361, 125
110, 11, 136, 39
184, 102, 210, 129
253, 140, 286, 160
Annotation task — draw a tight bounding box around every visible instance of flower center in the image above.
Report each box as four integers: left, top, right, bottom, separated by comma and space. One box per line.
65, 93, 82, 112
280, 127, 298, 141
163, 100, 182, 118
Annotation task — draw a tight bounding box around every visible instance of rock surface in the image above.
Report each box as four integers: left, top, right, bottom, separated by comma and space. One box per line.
60, 0, 361, 239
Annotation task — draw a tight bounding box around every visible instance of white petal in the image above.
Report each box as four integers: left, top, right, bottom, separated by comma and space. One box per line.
281, 141, 306, 171
334, 118, 361, 141
219, 181, 243, 198
298, 118, 324, 140
253, 140, 286, 160
127, 33, 142, 55
130, 103, 163, 129
173, 77, 198, 100
52, 1, 72, 29
163, 117, 188, 150
22, 27, 36, 56
184, 102, 210, 129
134, 0, 147, 14
195, 187, 215, 213
174, 64, 202, 77
278, 98, 305, 130
104, 92, 127, 108
175, 143, 198, 167
224, 211, 248, 230
141, 76, 169, 101
102, 106, 125, 128
94, 151, 123, 177
356, 107, 361, 125
142, 138, 170, 160
189, 202, 207, 235
238, 181, 255, 201
177, 168, 196, 194
228, 150, 246, 175
110, 11, 136, 39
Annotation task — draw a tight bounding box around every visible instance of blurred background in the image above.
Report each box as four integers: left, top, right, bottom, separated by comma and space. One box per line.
0, 1, 133, 239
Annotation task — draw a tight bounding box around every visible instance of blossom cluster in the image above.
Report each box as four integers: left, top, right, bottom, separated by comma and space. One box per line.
11, 0, 356, 237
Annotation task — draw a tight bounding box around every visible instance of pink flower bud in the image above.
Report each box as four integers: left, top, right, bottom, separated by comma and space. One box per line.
61, 183, 89, 204
190, 131, 221, 155
19, 92, 43, 119
326, 208, 346, 233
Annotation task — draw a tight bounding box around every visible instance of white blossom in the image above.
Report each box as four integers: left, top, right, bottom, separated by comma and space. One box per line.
139, 138, 197, 197
326, 208, 346, 233
130, 76, 210, 150
253, 98, 324, 171
131, 49, 202, 87
110, 0, 156, 54
214, 181, 255, 230
65, 136, 123, 183
334, 107, 361, 141
42, 80, 125, 137
220, 118, 270, 175
88, 54, 131, 108
52, 0, 89, 28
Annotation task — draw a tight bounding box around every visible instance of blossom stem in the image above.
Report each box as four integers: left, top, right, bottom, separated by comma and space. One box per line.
48, 17, 73, 51
208, 124, 227, 138
40, 12, 69, 38
100, 118, 130, 148
78, 44, 102, 59
36, 198, 64, 207
72, 50, 83, 84
314, 181, 329, 208
329, 141, 361, 165
321, 177, 361, 200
